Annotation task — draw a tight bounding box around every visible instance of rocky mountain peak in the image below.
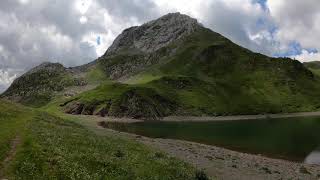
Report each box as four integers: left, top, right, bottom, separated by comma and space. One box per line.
104, 12, 201, 57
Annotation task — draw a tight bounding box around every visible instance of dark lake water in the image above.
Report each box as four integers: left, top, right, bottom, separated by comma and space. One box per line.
105, 117, 320, 163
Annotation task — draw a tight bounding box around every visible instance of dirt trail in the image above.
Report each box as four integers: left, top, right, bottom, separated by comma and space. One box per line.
0, 136, 21, 179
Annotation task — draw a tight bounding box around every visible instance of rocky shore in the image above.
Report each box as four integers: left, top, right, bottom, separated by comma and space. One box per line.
79, 115, 320, 180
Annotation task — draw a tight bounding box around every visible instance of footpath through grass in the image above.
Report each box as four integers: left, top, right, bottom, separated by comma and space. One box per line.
1, 107, 198, 179
0, 100, 32, 163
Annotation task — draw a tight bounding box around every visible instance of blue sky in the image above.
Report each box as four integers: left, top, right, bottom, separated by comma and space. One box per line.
254, 0, 267, 9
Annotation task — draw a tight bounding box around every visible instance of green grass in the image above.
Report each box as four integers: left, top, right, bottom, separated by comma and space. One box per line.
0, 100, 199, 179
124, 72, 163, 84
9, 113, 196, 179
0, 100, 34, 176
0, 101, 31, 159
85, 66, 109, 84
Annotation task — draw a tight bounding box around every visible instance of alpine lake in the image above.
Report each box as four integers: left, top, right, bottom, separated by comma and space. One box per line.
105, 116, 320, 164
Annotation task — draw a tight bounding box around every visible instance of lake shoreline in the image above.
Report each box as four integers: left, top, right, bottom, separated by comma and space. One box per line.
163, 111, 320, 122
96, 122, 320, 179
75, 115, 320, 179
76, 111, 320, 124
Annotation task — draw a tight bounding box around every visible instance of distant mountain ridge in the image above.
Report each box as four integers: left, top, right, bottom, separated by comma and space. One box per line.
2, 13, 320, 119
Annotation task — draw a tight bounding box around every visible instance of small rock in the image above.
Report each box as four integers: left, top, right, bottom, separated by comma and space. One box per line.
260, 167, 272, 174
299, 166, 311, 174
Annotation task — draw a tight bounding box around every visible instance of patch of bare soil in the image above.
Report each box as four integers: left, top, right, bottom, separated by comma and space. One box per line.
0, 136, 21, 179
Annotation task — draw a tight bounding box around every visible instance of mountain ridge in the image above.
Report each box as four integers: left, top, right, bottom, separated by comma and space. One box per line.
2, 13, 320, 119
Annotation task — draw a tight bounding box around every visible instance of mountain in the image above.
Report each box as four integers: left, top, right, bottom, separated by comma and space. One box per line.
1, 62, 87, 107
2, 13, 320, 119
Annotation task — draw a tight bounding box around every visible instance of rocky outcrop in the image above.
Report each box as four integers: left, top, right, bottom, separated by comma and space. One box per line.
64, 88, 176, 120
97, 13, 202, 80
110, 89, 176, 119
104, 13, 200, 56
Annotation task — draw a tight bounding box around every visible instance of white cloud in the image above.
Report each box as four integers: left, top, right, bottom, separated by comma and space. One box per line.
0, 69, 17, 92
154, 0, 209, 20
75, 0, 93, 14
0, 70, 16, 85
79, 16, 88, 24
292, 50, 320, 62
18, 0, 29, 5
267, 0, 320, 55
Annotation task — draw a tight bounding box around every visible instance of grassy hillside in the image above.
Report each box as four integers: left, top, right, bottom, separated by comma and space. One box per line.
0, 100, 198, 179
304, 61, 320, 76
61, 28, 320, 119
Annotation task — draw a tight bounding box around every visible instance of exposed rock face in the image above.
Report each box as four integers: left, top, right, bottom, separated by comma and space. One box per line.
104, 13, 201, 57
111, 89, 176, 119
98, 13, 202, 80
64, 88, 176, 120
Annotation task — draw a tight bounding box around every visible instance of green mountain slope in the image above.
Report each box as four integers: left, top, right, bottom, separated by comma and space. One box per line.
304, 61, 320, 76
3, 13, 320, 119
61, 15, 320, 119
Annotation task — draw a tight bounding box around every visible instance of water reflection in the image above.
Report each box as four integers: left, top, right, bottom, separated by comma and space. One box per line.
105, 117, 320, 161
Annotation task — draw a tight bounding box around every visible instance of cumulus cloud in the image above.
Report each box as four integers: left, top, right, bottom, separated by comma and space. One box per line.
0, 69, 17, 92
293, 50, 320, 62
267, 0, 320, 60
0, 0, 319, 92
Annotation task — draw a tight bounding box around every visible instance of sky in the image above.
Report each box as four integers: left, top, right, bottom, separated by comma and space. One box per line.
0, 0, 319, 92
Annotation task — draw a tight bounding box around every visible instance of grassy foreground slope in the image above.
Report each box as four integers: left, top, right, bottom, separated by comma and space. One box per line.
0, 101, 197, 179
0, 100, 32, 164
